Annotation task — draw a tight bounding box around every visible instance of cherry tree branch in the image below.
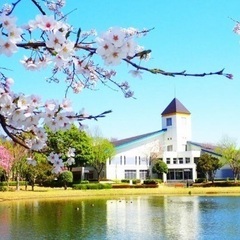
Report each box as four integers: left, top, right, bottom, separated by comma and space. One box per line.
68, 110, 112, 121
6, 0, 21, 15
123, 58, 232, 79
15, 41, 231, 79
31, 0, 46, 15
0, 115, 30, 149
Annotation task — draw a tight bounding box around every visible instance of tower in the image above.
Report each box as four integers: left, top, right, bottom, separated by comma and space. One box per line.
161, 98, 191, 152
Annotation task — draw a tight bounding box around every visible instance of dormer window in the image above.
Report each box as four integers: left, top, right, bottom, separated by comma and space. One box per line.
166, 117, 172, 126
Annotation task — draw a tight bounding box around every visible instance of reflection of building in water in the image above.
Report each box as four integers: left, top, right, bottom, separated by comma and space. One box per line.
163, 196, 200, 239
106, 196, 200, 239
106, 196, 167, 238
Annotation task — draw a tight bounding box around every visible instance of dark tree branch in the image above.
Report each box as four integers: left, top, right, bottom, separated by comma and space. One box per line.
123, 58, 230, 78
6, 0, 21, 15
68, 110, 112, 121
0, 115, 30, 149
31, 0, 46, 15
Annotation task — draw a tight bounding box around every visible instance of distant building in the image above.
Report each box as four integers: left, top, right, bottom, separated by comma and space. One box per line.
104, 98, 231, 182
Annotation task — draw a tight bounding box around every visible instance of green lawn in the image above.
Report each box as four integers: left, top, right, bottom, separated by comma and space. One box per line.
1, 184, 240, 202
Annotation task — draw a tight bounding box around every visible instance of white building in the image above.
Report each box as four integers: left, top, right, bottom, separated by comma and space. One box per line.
105, 98, 226, 182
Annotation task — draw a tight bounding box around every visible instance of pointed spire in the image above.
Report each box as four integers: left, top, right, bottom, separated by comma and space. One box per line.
161, 98, 190, 115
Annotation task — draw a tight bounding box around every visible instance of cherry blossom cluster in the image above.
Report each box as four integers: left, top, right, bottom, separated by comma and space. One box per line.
0, 13, 22, 56
26, 147, 75, 173
47, 147, 75, 173
96, 27, 142, 66
0, 74, 77, 172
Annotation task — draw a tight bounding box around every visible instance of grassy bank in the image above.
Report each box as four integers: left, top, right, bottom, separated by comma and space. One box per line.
1, 185, 240, 202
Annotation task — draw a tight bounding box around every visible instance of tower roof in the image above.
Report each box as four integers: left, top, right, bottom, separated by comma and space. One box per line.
161, 98, 190, 115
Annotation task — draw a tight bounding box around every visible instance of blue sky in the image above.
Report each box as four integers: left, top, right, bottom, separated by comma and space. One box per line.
2, 0, 240, 144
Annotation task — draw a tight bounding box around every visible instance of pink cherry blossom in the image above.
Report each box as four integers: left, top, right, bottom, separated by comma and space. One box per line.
0, 14, 17, 30
35, 15, 58, 31
0, 38, 18, 56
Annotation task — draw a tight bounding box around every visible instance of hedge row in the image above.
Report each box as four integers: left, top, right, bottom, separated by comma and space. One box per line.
193, 181, 240, 187
112, 184, 158, 189
0, 181, 26, 186
121, 179, 141, 184
72, 183, 112, 190
121, 179, 162, 184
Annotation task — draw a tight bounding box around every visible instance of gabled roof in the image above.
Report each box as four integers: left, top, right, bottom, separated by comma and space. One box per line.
112, 129, 167, 148
161, 98, 190, 116
187, 141, 222, 157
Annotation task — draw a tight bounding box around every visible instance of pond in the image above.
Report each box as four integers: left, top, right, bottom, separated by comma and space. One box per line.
0, 195, 240, 240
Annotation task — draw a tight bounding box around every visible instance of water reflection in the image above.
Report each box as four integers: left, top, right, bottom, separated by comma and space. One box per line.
1, 196, 240, 239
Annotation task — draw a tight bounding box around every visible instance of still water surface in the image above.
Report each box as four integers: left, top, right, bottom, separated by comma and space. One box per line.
0, 195, 240, 240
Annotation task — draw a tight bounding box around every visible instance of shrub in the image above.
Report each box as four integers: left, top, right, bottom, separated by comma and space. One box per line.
153, 179, 162, 184
121, 179, 141, 184
99, 183, 112, 189
195, 178, 205, 183
59, 171, 73, 190
86, 184, 99, 189
42, 180, 63, 188
72, 184, 87, 190
0, 186, 8, 191
133, 179, 141, 184
143, 179, 158, 184
80, 180, 89, 184
121, 179, 130, 183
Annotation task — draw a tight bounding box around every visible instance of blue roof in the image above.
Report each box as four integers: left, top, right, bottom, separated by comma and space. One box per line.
187, 141, 222, 157
112, 129, 167, 149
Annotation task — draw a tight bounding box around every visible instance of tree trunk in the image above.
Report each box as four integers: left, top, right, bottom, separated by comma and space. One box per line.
234, 177, 237, 183
97, 172, 101, 182
16, 172, 20, 191
31, 178, 35, 191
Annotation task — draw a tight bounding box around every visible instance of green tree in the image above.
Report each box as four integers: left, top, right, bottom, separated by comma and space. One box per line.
46, 125, 93, 168
196, 153, 222, 183
152, 159, 168, 179
217, 137, 240, 183
59, 171, 73, 190
88, 137, 115, 181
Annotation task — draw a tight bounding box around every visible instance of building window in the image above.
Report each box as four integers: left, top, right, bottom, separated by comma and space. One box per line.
173, 158, 177, 164
139, 156, 141, 165
149, 158, 152, 166
135, 156, 137, 165
124, 156, 126, 165
194, 157, 199, 164
166, 158, 171, 164
146, 158, 149, 166
176, 170, 183, 180
120, 156, 122, 165
182, 144, 187, 151
166, 118, 172, 126
185, 158, 190, 164
139, 170, 148, 180
125, 170, 136, 179
167, 169, 193, 180
178, 158, 183, 164
167, 145, 173, 151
